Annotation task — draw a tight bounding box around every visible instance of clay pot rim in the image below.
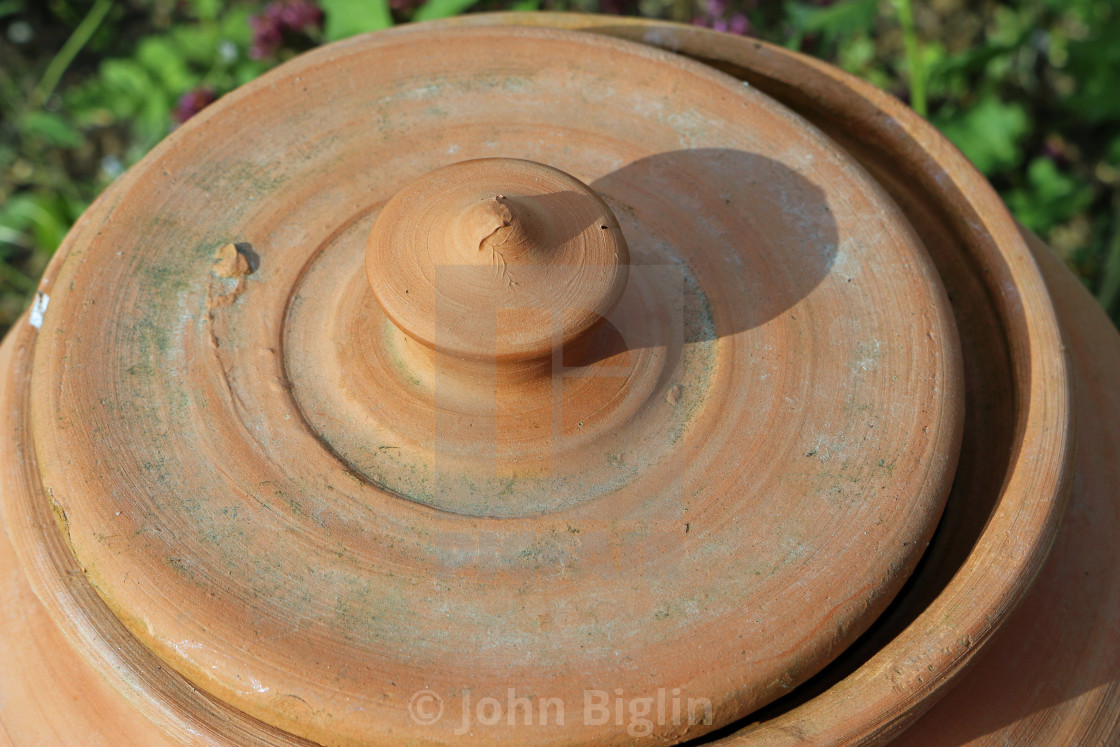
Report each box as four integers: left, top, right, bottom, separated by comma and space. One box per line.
0, 14, 1071, 746
26, 21, 967, 743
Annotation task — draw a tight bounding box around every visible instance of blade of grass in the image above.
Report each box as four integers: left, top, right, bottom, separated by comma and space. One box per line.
1096, 194, 1120, 317
31, 0, 113, 108
894, 0, 927, 117
0, 65, 22, 111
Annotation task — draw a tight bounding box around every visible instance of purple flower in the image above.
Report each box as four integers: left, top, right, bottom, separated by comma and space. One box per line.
250, 14, 283, 59
250, 0, 324, 59
705, 0, 728, 17
728, 12, 750, 35
692, 3, 752, 36
173, 87, 217, 125
272, 0, 324, 30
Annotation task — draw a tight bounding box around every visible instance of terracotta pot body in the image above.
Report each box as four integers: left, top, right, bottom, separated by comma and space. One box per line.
0, 13, 1115, 747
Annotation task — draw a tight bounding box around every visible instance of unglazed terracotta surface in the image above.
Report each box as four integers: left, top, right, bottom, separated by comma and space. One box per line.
5, 23, 965, 746
0, 12, 1115, 747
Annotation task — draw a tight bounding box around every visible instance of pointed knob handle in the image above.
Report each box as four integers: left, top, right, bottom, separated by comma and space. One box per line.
366, 158, 629, 364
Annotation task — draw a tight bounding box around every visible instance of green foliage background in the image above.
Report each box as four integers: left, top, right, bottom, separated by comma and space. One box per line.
2, 0, 1118, 332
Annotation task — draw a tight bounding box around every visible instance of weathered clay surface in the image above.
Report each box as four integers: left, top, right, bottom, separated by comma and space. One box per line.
2, 13, 1111, 747
2, 23, 961, 746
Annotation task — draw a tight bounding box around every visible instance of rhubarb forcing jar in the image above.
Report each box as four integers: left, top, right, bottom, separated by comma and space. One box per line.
0, 14, 1117, 747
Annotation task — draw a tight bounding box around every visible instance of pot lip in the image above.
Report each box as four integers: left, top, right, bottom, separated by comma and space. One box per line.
14, 19, 970, 745
438, 11, 1073, 743
1, 12, 1071, 747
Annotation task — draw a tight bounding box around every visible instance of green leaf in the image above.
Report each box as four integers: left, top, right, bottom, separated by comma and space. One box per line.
136, 89, 174, 144
0, 192, 73, 255
1062, 12, 1120, 124
100, 58, 157, 105
0, 226, 25, 246
233, 59, 270, 87
787, 0, 878, 37
1106, 136, 1120, 167
170, 25, 224, 66
1006, 157, 1095, 234
321, 0, 393, 41
19, 111, 84, 148
218, 7, 255, 46
836, 33, 875, 74
931, 37, 1022, 82
0, 195, 37, 235
783, 0, 879, 53
413, 0, 478, 22
510, 0, 541, 9
137, 37, 197, 94
185, 0, 222, 20
935, 96, 1029, 175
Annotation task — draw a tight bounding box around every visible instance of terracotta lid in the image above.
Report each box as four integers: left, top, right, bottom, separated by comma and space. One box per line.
27, 24, 962, 744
